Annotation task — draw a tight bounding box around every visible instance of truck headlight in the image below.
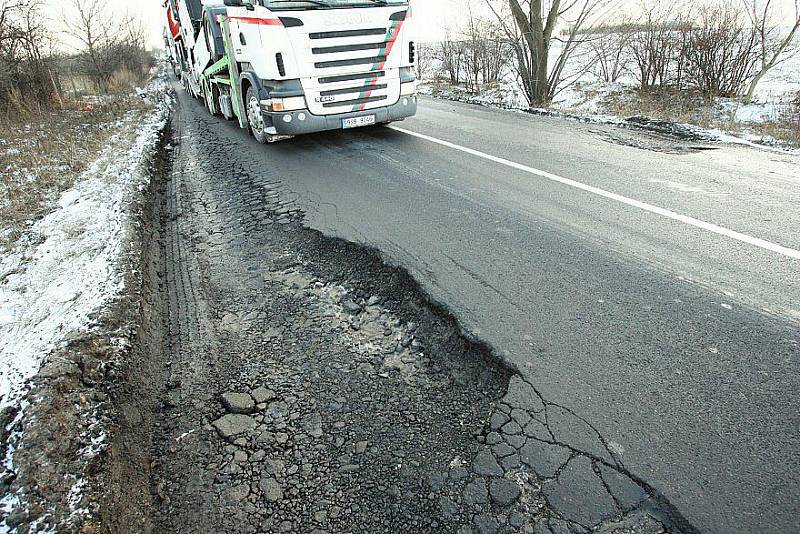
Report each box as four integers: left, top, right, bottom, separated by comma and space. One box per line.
261, 96, 306, 112
400, 81, 417, 96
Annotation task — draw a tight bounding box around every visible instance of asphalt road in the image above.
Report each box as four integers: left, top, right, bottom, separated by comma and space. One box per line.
175, 89, 799, 533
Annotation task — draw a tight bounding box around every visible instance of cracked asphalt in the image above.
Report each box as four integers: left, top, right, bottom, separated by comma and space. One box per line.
154, 87, 799, 533
137, 88, 687, 534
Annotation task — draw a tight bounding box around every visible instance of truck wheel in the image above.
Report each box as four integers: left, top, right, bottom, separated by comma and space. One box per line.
204, 81, 220, 116
246, 86, 270, 144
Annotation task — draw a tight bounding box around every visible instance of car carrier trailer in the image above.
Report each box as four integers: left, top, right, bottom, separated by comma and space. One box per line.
165, 0, 418, 143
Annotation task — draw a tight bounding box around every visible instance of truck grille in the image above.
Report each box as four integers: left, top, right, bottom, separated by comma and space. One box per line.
302, 20, 404, 115
318, 71, 385, 84
314, 55, 386, 69
322, 95, 385, 109
312, 41, 388, 54
309, 28, 385, 39
319, 84, 388, 97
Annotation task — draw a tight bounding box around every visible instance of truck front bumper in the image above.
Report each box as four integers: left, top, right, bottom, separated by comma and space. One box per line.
264, 96, 417, 136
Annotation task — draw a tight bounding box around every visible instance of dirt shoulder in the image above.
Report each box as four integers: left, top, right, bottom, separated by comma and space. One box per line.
4, 82, 686, 533
0, 81, 171, 532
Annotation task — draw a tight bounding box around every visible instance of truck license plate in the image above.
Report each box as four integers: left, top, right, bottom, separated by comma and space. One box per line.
342, 115, 376, 129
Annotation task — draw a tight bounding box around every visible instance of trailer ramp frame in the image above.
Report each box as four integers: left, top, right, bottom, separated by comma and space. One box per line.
202, 15, 248, 130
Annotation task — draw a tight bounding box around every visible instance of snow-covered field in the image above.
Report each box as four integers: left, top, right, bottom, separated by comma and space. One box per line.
0, 81, 170, 415
552, 43, 799, 123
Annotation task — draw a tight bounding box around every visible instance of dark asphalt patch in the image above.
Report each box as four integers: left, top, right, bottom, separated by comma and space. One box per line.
591, 130, 717, 155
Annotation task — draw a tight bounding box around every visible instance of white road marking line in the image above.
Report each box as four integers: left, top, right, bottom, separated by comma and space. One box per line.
391, 126, 800, 261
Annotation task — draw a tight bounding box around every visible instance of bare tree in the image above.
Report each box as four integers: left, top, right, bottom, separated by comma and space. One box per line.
64, 0, 117, 92
743, 0, 800, 102
487, 0, 613, 106
114, 17, 155, 83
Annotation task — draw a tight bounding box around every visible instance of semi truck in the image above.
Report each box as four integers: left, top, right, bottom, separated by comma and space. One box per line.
164, 0, 418, 143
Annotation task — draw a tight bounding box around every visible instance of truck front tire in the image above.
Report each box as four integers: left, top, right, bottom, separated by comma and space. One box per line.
246, 86, 270, 144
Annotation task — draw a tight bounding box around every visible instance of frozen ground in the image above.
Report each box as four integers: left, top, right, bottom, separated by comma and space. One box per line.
0, 77, 171, 531
0, 98, 167, 413
0, 112, 120, 251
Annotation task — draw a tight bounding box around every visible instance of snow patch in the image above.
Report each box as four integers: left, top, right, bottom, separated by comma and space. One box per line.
421, 39, 799, 151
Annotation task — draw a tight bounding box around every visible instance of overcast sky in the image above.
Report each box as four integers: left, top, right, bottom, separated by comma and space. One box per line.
56, 0, 798, 51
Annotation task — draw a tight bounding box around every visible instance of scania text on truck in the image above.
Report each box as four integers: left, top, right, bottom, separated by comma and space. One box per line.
164, 0, 418, 143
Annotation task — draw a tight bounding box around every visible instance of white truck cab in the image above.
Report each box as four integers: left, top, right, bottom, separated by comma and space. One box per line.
176, 0, 418, 141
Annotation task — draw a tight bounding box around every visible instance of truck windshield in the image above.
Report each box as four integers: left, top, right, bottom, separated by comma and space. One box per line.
263, 0, 407, 10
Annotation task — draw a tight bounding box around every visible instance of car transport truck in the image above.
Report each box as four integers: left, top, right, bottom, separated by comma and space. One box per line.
164, 0, 418, 143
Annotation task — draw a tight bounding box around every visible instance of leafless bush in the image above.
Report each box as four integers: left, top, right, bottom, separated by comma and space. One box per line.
0, 0, 59, 112
624, 0, 798, 100
590, 24, 632, 83
626, 2, 693, 91
461, 16, 508, 92
434, 14, 511, 93
683, 4, 759, 97
65, 0, 154, 94
415, 43, 435, 81
437, 34, 468, 86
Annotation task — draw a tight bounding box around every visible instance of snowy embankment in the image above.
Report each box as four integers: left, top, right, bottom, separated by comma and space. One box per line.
0, 84, 169, 412
0, 77, 171, 530
420, 41, 800, 151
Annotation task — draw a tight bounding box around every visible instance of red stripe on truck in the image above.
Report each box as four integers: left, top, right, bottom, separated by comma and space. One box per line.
166, 7, 180, 39
383, 21, 403, 57
370, 20, 404, 72
228, 16, 283, 26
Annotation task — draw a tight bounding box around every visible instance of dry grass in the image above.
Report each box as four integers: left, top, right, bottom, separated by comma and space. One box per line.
750, 92, 800, 146
0, 94, 148, 252
745, 119, 800, 146
603, 87, 718, 128
108, 68, 150, 95
601, 87, 800, 148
